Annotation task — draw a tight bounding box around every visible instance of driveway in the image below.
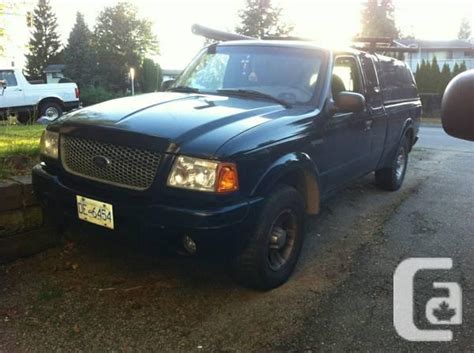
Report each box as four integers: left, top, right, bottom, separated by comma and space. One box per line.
0, 127, 472, 352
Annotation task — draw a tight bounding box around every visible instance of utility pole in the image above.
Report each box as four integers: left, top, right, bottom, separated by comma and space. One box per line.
130, 67, 135, 95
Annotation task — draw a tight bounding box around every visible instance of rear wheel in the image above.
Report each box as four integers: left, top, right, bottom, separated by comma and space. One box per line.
375, 136, 409, 191
231, 185, 305, 290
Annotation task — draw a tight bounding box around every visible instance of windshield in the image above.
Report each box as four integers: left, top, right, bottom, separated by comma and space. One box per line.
173, 45, 324, 105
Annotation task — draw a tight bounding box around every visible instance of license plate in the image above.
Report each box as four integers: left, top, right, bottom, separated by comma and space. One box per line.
76, 195, 114, 230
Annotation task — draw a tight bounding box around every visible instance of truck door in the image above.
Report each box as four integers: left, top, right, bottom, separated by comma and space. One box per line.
360, 54, 387, 170
320, 55, 373, 191
0, 70, 25, 109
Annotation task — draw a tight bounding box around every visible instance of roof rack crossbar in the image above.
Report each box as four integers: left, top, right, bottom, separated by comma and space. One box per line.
191, 24, 255, 42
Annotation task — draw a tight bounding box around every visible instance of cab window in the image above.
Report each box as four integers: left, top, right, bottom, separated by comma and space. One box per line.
0, 70, 18, 87
360, 55, 379, 94
331, 56, 363, 97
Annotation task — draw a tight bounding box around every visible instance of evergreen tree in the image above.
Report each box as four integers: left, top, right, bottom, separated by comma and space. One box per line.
459, 61, 467, 73
360, 0, 399, 38
94, 2, 159, 91
414, 63, 421, 85
236, 0, 293, 38
141, 58, 162, 93
64, 12, 96, 88
25, 0, 61, 80
428, 56, 440, 92
452, 62, 461, 77
416, 59, 429, 93
458, 17, 471, 40
0, 3, 5, 56
438, 63, 451, 95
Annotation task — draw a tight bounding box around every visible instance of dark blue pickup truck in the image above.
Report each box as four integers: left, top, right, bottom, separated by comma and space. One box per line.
33, 39, 421, 289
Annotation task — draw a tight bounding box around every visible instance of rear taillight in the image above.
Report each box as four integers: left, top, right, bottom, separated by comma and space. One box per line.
75, 87, 80, 98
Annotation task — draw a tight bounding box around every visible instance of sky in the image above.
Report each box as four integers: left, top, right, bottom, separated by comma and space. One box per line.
49, 0, 474, 70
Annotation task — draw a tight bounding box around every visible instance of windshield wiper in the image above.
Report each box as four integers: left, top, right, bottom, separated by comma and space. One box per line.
168, 86, 200, 93
217, 89, 292, 108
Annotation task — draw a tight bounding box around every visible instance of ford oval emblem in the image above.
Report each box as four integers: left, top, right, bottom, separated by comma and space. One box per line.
92, 155, 110, 169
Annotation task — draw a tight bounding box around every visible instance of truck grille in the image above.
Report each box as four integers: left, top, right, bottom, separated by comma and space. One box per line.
60, 135, 160, 190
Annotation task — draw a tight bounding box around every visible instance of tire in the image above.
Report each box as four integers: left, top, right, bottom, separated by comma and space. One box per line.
375, 136, 409, 191
231, 185, 305, 290
39, 101, 63, 120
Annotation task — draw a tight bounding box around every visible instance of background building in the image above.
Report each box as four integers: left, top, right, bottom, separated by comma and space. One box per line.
396, 38, 474, 72
0, 0, 35, 68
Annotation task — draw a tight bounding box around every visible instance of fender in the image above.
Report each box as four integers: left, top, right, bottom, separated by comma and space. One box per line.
251, 152, 321, 215
36, 96, 65, 108
377, 117, 414, 169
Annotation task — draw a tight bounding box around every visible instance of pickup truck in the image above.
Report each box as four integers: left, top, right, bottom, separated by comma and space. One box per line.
33, 39, 421, 289
0, 68, 80, 123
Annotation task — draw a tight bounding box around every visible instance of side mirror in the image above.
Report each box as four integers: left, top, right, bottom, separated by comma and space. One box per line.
441, 70, 474, 141
335, 91, 366, 113
0, 80, 5, 96
161, 79, 175, 91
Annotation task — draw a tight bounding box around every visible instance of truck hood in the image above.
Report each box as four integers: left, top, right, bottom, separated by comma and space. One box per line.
55, 92, 289, 157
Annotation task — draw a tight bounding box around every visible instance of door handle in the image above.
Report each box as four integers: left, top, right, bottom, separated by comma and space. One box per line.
14, 88, 23, 92
364, 120, 373, 131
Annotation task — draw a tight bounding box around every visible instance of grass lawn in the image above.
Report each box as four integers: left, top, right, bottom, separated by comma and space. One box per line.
421, 116, 442, 125
0, 124, 45, 179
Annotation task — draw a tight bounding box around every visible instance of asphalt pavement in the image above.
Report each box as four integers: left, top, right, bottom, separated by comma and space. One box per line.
417, 125, 474, 152
287, 126, 474, 351
0, 126, 472, 352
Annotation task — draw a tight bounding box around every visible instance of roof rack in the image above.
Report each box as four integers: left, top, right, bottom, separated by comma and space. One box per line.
351, 37, 418, 53
191, 26, 420, 54
261, 35, 312, 41
191, 24, 254, 42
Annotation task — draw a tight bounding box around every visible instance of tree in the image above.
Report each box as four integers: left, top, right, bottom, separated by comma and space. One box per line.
360, 0, 399, 38
415, 59, 429, 93
458, 17, 471, 40
235, 0, 293, 38
437, 63, 451, 95
25, 0, 61, 80
0, 3, 5, 56
141, 58, 162, 93
452, 62, 461, 77
428, 56, 440, 92
64, 12, 96, 88
94, 2, 159, 91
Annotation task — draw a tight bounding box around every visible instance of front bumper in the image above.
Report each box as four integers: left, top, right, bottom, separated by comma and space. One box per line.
32, 163, 262, 234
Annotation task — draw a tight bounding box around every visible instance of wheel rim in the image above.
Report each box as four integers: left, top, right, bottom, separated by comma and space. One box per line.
267, 209, 298, 271
44, 106, 59, 119
395, 146, 406, 180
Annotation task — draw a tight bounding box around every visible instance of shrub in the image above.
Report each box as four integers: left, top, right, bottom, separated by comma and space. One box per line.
80, 86, 121, 106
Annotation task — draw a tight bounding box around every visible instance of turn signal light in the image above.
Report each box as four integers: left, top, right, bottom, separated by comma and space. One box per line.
217, 163, 239, 193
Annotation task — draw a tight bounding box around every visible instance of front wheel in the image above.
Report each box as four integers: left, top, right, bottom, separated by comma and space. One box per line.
231, 185, 305, 290
39, 101, 63, 120
375, 136, 409, 191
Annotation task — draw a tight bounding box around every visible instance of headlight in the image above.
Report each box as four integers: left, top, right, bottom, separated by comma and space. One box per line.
39, 130, 59, 159
167, 156, 239, 193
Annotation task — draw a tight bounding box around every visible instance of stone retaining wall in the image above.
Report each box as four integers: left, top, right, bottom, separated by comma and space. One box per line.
0, 175, 58, 263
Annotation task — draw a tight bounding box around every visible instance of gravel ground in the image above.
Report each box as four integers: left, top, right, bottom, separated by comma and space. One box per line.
0, 144, 471, 352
